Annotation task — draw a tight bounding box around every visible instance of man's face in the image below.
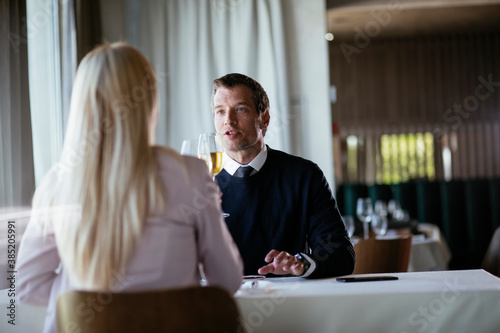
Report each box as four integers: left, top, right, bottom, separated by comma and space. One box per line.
213, 85, 269, 162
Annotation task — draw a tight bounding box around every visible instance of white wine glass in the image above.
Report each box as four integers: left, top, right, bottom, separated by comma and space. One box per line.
182, 138, 213, 174
343, 216, 355, 238
198, 132, 228, 217
374, 200, 388, 217
356, 198, 373, 239
198, 133, 223, 180
180, 139, 198, 157
371, 213, 388, 236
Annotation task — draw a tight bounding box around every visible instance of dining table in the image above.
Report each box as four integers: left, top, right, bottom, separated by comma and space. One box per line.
407, 225, 451, 272
236, 269, 500, 333
349, 222, 451, 273
391, 222, 451, 272
2, 269, 499, 333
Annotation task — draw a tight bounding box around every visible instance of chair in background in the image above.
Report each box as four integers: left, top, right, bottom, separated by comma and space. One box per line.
489, 178, 500, 231
352, 235, 412, 274
482, 226, 500, 277
465, 178, 493, 267
56, 286, 242, 333
440, 180, 470, 269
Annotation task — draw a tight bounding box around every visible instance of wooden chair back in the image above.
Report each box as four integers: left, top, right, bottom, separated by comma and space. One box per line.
56, 286, 242, 333
353, 235, 412, 274
482, 226, 500, 277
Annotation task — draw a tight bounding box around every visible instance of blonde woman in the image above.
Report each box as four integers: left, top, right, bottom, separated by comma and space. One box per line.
16, 42, 243, 333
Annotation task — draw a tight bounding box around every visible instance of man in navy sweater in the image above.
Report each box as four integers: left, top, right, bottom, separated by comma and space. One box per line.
212, 73, 355, 278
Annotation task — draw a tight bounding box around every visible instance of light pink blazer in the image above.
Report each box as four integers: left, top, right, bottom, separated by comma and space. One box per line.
16, 147, 243, 333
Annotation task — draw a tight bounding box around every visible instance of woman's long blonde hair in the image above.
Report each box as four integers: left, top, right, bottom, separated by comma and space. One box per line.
33, 42, 164, 290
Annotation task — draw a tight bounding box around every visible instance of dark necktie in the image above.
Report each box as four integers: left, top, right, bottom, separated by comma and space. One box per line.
234, 166, 254, 178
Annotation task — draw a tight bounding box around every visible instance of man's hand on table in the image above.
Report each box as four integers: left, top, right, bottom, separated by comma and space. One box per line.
257, 249, 304, 276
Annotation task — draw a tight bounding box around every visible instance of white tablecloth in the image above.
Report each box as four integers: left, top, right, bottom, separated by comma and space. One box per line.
236, 270, 500, 333
1, 270, 499, 333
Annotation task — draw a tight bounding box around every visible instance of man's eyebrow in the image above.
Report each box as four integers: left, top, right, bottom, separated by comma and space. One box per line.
213, 101, 251, 109
236, 101, 251, 106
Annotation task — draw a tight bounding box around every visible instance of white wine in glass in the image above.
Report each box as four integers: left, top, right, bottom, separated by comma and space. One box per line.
199, 132, 229, 218
198, 133, 224, 179
210, 151, 223, 177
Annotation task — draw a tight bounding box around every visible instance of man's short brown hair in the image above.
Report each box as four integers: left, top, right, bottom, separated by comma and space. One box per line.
212, 73, 269, 115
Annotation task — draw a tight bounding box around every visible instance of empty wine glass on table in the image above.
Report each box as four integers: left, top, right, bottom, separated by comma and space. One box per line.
388, 199, 405, 220
374, 200, 388, 217
343, 216, 355, 238
372, 200, 389, 236
356, 198, 373, 239
371, 213, 389, 236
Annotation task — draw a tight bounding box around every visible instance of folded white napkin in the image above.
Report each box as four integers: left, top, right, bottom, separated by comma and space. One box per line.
236, 280, 273, 295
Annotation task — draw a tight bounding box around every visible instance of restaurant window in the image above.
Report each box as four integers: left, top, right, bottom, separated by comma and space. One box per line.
379, 132, 435, 184
343, 132, 436, 185
346, 135, 359, 182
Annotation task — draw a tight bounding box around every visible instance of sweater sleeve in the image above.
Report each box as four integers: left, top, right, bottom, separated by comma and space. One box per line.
304, 165, 355, 279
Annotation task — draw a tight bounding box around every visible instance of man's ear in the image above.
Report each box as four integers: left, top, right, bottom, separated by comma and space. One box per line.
260, 110, 270, 130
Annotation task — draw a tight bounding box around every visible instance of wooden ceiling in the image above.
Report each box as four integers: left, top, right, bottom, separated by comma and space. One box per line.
326, 0, 500, 40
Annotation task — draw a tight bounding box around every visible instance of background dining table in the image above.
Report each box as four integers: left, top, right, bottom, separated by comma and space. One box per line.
350, 222, 452, 272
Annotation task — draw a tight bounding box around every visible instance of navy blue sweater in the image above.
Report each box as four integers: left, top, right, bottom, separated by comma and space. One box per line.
216, 147, 355, 278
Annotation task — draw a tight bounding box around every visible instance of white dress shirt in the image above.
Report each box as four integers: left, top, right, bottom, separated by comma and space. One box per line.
223, 145, 267, 176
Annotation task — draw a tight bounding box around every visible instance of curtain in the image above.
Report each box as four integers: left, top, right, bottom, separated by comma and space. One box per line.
26, 0, 78, 185
0, 0, 35, 207
74, 0, 102, 64
100, 0, 335, 188
127, 0, 292, 151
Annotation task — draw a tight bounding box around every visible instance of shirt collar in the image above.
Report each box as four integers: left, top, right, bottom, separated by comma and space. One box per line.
223, 145, 268, 176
